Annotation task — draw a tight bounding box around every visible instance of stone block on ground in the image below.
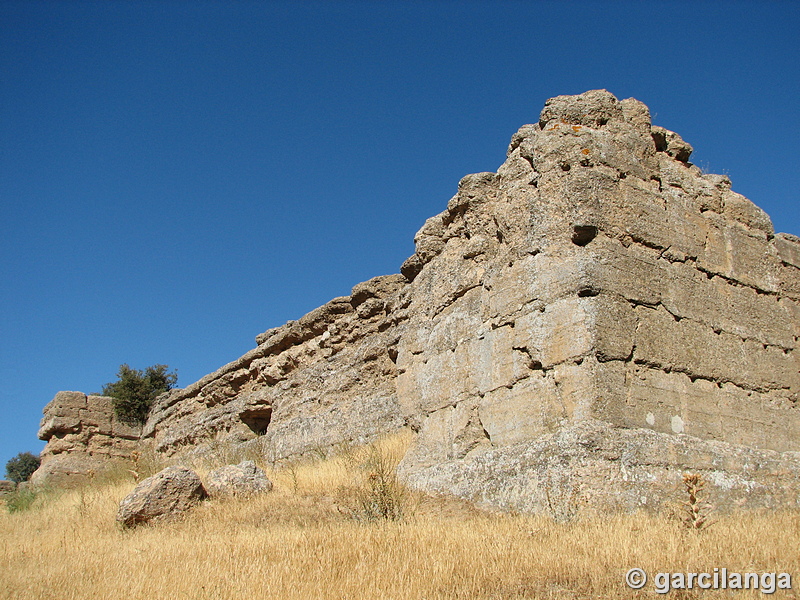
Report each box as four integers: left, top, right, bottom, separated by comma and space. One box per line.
205, 460, 273, 497
116, 465, 207, 527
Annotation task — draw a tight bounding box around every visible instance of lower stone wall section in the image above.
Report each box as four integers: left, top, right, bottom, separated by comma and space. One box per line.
32, 391, 140, 487
398, 420, 800, 517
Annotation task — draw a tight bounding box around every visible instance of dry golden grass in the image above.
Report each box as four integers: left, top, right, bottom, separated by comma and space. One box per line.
1, 432, 798, 599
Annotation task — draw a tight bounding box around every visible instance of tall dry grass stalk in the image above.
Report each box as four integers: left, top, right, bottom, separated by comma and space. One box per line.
1, 431, 798, 599
681, 472, 715, 531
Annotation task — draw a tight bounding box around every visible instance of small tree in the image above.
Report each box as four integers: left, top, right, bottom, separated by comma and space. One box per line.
101, 364, 177, 425
5, 452, 41, 483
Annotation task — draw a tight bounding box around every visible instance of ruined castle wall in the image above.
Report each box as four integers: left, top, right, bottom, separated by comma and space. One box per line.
141, 274, 409, 461
32, 391, 140, 486
33, 90, 800, 512
396, 90, 800, 511
37, 391, 140, 459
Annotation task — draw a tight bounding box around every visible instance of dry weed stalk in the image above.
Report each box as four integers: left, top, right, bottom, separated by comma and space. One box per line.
681, 472, 714, 531
336, 441, 407, 522
357, 445, 405, 521
128, 451, 141, 482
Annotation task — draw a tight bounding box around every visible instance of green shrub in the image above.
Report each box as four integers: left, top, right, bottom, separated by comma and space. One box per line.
5, 452, 41, 484
5, 487, 38, 513
101, 364, 177, 424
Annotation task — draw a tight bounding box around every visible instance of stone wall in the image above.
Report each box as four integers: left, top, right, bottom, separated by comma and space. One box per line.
141, 274, 410, 462
32, 90, 800, 513
394, 90, 800, 512
32, 391, 140, 486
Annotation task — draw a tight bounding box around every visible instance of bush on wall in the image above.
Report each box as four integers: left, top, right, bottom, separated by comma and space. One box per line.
5, 451, 41, 484
101, 364, 177, 424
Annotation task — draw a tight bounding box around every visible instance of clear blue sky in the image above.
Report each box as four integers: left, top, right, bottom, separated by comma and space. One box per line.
1, 1, 798, 471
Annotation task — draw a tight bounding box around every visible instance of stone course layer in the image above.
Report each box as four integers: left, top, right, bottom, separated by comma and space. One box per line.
33, 391, 140, 487
34, 90, 800, 513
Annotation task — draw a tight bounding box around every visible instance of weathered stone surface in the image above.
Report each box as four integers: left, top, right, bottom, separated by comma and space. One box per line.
775, 233, 800, 268
394, 89, 800, 513
205, 460, 272, 497
651, 126, 693, 162
29, 453, 111, 488
399, 420, 800, 517
31, 392, 140, 487
142, 274, 408, 462
0, 480, 16, 494
116, 466, 207, 527
36, 90, 800, 514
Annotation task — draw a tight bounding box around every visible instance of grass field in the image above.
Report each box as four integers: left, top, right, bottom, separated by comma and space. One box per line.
1, 433, 798, 599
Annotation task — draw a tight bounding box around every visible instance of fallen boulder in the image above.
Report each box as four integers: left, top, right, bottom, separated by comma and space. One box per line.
116, 465, 207, 527
205, 460, 272, 497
